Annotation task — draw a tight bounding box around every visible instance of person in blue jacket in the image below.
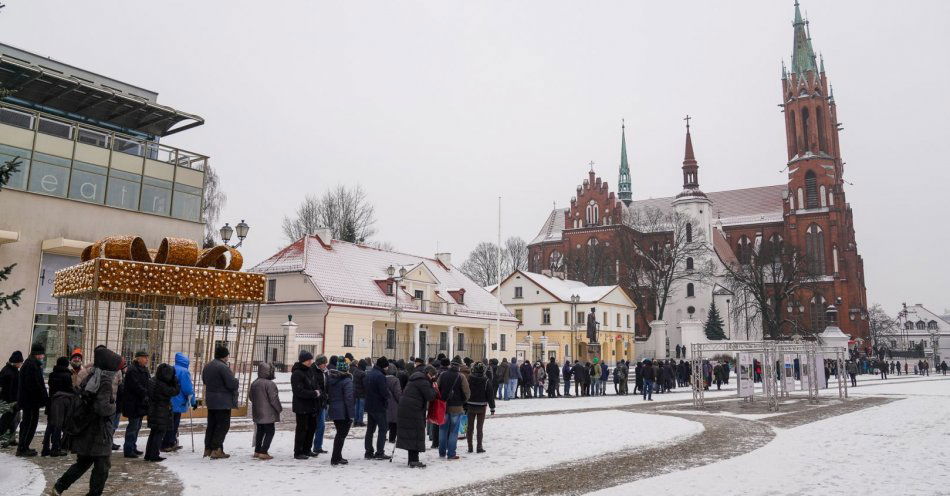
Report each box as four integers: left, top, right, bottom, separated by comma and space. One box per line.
162, 352, 196, 452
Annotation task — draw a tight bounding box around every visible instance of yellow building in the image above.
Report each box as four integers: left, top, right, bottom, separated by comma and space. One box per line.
250, 230, 519, 366
492, 270, 636, 366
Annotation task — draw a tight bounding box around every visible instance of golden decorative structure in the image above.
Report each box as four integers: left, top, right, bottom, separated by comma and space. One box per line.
51, 236, 264, 414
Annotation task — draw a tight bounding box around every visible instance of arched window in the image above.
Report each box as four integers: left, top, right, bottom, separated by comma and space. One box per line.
797, 188, 805, 211
686, 257, 694, 270
805, 224, 825, 274
736, 236, 752, 264
686, 283, 695, 298
686, 223, 693, 242
586, 201, 599, 226
905, 321, 914, 330
816, 106, 828, 151
916, 320, 926, 330
789, 110, 798, 154
767, 234, 784, 260
809, 294, 827, 331
549, 250, 562, 270
928, 320, 939, 330
805, 171, 819, 208
801, 107, 811, 150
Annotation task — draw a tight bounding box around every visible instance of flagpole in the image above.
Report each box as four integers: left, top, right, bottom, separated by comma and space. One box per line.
496, 196, 501, 358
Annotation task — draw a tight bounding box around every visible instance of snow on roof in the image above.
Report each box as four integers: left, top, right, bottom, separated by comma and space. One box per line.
529, 185, 786, 246
251, 236, 516, 320
515, 270, 617, 303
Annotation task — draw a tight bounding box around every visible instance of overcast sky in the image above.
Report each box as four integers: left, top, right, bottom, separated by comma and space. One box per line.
4, 0, 949, 316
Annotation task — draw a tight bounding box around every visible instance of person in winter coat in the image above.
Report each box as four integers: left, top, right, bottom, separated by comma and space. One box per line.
508, 357, 521, 400
351, 359, 367, 426
396, 359, 410, 390
562, 360, 573, 397
121, 351, 150, 458
496, 358, 511, 400
599, 360, 609, 396
590, 358, 602, 395
385, 364, 402, 444
162, 352, 196, 452
144, 363, 179, 462
532, 362, 546, 398
16, 343, 47, 457
437, 359, 470, 459
249, 362, 282, 460
545, 357, 560, 398
641, 360, 655, 401
465, 362, 495, 454
713, 363, 724, 390
519, 360, 534, 399
311, 355, 329, 456
363, 356, 391, 460
291, 351, 322, 459
202, 346, 239, 459
52, 346, 121, 496
396, 365, 437, 468
69, 350, 84, 389
0, 351, 23, 447
42, 356, 73, 457
326, 356, 355, 466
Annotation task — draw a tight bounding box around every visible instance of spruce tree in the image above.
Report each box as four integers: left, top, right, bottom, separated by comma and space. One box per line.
704, 300, 727, 340
0, 156, 24, 312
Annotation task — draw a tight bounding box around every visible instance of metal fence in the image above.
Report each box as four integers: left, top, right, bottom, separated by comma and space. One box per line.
254, 334, 287, 372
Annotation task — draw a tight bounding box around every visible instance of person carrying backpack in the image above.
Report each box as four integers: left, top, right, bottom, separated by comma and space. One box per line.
52, 346, 122, 496
42, 357, 73, 457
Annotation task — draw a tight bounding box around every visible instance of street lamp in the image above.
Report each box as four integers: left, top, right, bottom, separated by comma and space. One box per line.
387, 264, 408, 355
570, 294, 580, 360
219, 220, 250, 248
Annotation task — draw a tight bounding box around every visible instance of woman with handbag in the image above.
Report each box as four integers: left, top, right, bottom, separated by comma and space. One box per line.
396, 365, 437, 468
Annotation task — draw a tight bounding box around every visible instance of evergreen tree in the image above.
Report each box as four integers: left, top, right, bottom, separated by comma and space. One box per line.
0, 156, 24, 312
704, 301, 727, 340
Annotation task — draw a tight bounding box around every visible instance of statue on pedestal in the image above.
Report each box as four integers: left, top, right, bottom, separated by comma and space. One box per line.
586, 308, 599, 343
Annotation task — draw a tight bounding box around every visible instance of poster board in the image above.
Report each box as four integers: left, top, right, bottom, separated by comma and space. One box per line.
738, 352, 754, 398
814, 353, 826, 389
800, 358, 810, 391
783, 356, 795, 391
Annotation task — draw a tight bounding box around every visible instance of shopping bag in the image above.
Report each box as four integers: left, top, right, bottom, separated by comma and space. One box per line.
457, 413, 468, 439
427, 391, 446, 426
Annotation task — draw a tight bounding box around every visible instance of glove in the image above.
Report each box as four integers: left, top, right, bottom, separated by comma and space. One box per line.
315, 390, 321, 397
191, 399, 198, 409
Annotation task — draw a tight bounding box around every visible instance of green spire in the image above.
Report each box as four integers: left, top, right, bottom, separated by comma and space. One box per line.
618, 120, 632, 206
791, 1, 817, 75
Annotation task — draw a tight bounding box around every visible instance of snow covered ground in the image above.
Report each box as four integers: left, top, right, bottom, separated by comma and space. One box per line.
0, 451, 46, 494
591, 375, 950, 495
164, 409, 703, 495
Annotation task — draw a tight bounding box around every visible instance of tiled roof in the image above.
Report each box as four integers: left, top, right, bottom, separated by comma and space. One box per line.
516, 270, 617, 303
529, 185, 786, 246
250, 236, 516, 320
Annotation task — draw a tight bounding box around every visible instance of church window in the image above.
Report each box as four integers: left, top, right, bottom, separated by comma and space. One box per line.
686, 283, 695, 298
928, 321, 939, 330
797, 188, 804, 211
768, 234, 784, 262
805, 224, 825, 275
588, 237, 599, 247
736, 236, 752, 264
809, 294, 827, 331
819, 185, 827, 207
789, 110, 799, 154
828, 189, 834, 206
905, 321, 914, 330
805, 171, 819, 208
801, 107, 811, 150
686, 223, 693, 242
586, 201, 599, 226
686, 257, 694, 270
816, 106, 828, 152
549, 250, 562, 271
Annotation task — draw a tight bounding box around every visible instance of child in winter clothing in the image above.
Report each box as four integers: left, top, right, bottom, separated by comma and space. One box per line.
250, 362, 282, 460
144, 363, 180, 462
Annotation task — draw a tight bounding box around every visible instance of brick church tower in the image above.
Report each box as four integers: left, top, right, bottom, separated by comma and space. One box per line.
780, 1, 868, 337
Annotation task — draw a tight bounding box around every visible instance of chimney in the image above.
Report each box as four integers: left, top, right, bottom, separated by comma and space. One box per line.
314, 228, 333, 245
435, 252, 452, 267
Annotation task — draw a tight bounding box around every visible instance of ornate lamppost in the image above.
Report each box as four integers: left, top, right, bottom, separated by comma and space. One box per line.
219, 220, 250, 248
387, 264, 408, 355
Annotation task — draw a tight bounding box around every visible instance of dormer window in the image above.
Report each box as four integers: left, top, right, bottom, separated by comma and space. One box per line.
386, 282, 394, 296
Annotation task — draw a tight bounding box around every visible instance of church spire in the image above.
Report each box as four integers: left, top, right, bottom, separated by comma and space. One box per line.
618, 119, 632, 206
791, 1, 818, 75
681, 116, 701, 192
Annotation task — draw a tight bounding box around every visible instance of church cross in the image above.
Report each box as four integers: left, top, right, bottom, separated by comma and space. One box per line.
588, 160, 595, 172
684, 114, 692, 130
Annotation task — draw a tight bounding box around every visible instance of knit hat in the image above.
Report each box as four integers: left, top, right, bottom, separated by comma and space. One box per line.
29, 343, 45, 356
441, 358, 450, 367
55, 356, 69, 368
472, 362, 486, 375
336, 359, 349, 372
70, 349, 83, 360
376, 356, 390, 369
135, 350, 149, 358
329, 355, 338, 367
414, 357, 425, 366
8, 351, 23, 364
299, 350, 314, 363
214, 346, 229, 359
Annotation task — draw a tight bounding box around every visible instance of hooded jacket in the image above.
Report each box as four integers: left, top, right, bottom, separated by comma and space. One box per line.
147, 363, 180, 430
250, 362, 282, 424
46, 358, 74, 427
384, 367, 402, 424
202, 358, 239, 410
496, 360, 510, 382
465, 368, 496, 412
326, 369, 355, 421
0, 362, 20, 404
72, 347, 121, 457
170, 352, 196, 414
17, 354, 47, 410
364, 365, 389, 414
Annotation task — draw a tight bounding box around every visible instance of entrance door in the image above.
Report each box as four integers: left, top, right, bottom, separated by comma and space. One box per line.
418, 330, 427, 358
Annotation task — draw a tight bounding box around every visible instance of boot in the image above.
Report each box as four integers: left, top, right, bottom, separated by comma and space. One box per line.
408, 461, 427, 468
477, 446, 485, 454
203, 448, 212, 458
210, 448, 230, 459
258, 452, 273, 460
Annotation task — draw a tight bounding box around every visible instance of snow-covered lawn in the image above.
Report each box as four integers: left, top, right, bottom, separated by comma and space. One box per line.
0, 451, 46, 494
164, 409, 703, 495
591, 376, 950, 495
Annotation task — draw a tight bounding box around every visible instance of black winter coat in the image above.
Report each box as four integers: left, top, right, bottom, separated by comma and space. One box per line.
396, 372, 436, 452
364, 366, 389, 414
46, 364, 74, 427
202, 358, 239, 410
642, 363, 656, 381
121, 361, 151, 418
465, 373, 496, 412
147, 363, 180, 430
546, 361, 560, 382
0, 363, 19, 404
351, 363, 366, 399
17, 356, 48, 410
290, 362, 322, 415
72, 348, 121, 457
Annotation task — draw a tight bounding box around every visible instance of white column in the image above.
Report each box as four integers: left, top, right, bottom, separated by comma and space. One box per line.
414, 324, 422, 359
649, 320, 668, 359
282, 318, 298, 367
447, 326, 455, 359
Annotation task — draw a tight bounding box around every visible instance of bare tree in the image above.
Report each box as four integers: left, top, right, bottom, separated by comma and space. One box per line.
0, 156, 23, 312
460, 242, 502, 287
868, 303, 898, 349
363, 240, 395, 252
617, 207, 714, 322
563, 240, 615, 286
282, 184, 377, 243
201, 164, 226, 247
717, 236, 820, 340
505, 237, 528, 273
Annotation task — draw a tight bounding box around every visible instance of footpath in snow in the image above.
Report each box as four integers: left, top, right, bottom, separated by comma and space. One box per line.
0, 451, 46, 494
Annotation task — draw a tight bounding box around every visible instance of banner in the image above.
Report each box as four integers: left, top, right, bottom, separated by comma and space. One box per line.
783, 356, 795, 392
738, 352, 753, 398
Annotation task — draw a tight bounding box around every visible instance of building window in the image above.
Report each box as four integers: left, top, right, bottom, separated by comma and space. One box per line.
577, 312, 584, 326
686, 223, 692, 242
140, 176, 172, 216
916, 321, 926, 331
514, 309, 523, 323
603, 312, 608, 329
457, 333, 465, 351
514, 286, 523, 299
805, 224, 825, 275
386, 282, 394, 296
804, 171, 819, 209
905, 321, 914, 330
386, 328, 396, 349
565, 344, 569, 357
343, 325, 354, 347
29, 153, 70, 197
549, 250, 562, 271
626, 314, 631, 328
414, 290, 424, 300
809, 296, 826, 332
686, 283, 695, 297
266, 279, 277, 302
564, 311, 569, 325
616, 313, 621, 327
542, 308, 551, 325
68, 162, 107, 204
928, 321, 939, 330
105, 169, 141, 211
439, 331, 448, 351
737, 236, 752, 265
500, 334, 507, 351
686, 257, 694, 270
